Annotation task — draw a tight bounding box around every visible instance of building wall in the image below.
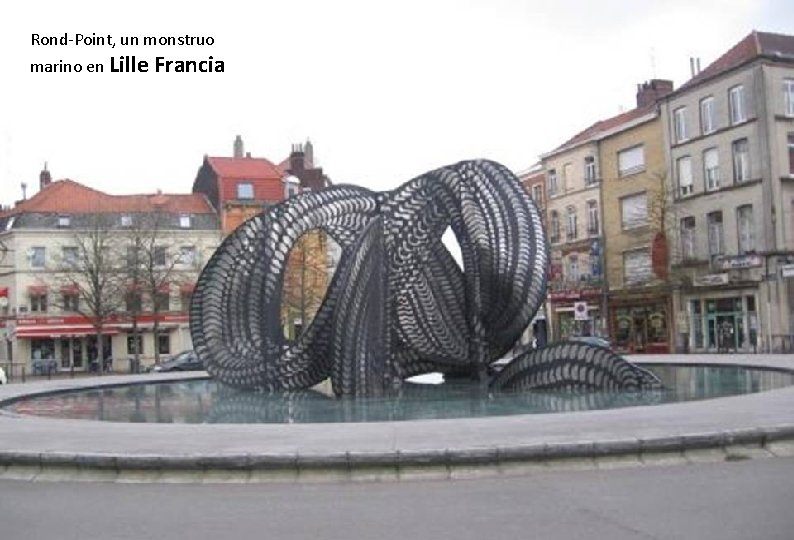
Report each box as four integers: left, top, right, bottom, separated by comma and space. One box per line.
542, 141, 605, 339
599, 115, 667, 289
0, 223, 221, 371
661, 59, 794, 352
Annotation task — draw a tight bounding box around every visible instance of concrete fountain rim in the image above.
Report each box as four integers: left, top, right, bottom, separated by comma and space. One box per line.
0, 354, 793, 479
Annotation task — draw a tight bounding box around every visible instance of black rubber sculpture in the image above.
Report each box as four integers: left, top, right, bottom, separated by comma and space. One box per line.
190, 160, 661, 396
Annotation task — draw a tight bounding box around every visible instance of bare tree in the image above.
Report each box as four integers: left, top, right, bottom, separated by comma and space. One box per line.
51, 214, 126, 374
125, 210, 188, 365
281, 231, 331, 339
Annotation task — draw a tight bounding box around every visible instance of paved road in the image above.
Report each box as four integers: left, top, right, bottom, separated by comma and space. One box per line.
1, 458, 793, 540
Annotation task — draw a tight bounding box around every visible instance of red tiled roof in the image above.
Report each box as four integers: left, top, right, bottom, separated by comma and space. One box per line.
207, 157, 282, 179
548, 104, 656, 156
679, 31, 794, 91
1, 179, 215, 217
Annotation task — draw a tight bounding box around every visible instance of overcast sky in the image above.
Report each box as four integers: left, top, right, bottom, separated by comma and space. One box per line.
1, 0, 792, 206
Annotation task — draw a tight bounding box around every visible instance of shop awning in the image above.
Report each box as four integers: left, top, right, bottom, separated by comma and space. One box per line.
157, 282, 170, 293
15, 326, 120, 338
27, 285, 48, 296
0, 287, 8, 298
180, 282, 196, 294
60, 284, 80, 295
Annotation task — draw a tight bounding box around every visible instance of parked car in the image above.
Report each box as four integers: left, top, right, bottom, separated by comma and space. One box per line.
0, 366, 6, 385
150, 351, 203, 372
568, 336, 612, 350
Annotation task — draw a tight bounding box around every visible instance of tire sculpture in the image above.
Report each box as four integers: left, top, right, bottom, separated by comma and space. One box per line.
190, 160, 661, 396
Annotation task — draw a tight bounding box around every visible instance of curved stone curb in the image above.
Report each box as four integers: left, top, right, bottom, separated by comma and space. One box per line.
1, 424, 793, 483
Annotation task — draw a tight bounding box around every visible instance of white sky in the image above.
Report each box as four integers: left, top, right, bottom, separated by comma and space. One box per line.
1, 0, 792, 206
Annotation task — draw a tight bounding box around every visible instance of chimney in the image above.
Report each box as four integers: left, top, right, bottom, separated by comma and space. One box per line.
636, 79, 674, 108
245, 152, 251, 158
39, 162, 52, 190
233, 135, 244, 158
21, 182, 28, 200
289, 143, 305, 173
304, 139, 314, 169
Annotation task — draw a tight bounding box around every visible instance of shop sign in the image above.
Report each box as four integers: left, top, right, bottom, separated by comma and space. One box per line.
780, 264, 794, 278
693, 273, 729, 287
713, 254, 762, 270
549, 287, 602, 301
574, 301, 589, 321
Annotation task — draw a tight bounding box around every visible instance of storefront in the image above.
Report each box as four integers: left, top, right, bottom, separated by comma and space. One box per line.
549, 287, 605, 341
608, 293, 671, 353
11, 314, 191, 372
684, 292, 759, 353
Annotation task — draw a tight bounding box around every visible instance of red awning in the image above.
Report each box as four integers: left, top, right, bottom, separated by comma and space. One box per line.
15, 326, 120, 338
60, 284, 80, 295
157, 282, 170, 294
180, 282, 196, 294
0, 287, 8, 298
27, 285, 48, 295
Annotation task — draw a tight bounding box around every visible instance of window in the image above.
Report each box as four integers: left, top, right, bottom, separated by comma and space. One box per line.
700, 97, 716, 134
62, 293, 79, 312
154, 290, 170, 312
62, 246, 78, 267
732, 138, 750, 183
785, 79, 794, 117
566, 206, 577, 240
550, 211, 560, 242
531, 184, 542, 204
737, 205, 755, 254
181, 291, 193, 313
120, 215, 133, 227
126, 246, 139, 269
566, 255, 580, 282
179, 246, 197, 267
674, 107, 688, 142
126, 292, 142, 313
30, 293, 48, 312
703, 148, 720, 191
623, 248, 652, 286
285, 183, 300, 198
680, 217, 696, 261
620, 192, 648, 229
586, 200, 599, 235
30, 246, 45, 268
547, 169, 558, 196
617, 145, 645, 177
179, 214, 191, 228
157, 332, 171, 355
584, 157, 597, 185
57, 215, 71, 228
127, 333, 143, 355
677, 156, 693, 197
729, 85, 746, 124
788, 133, 794, 175
707, 211, 724, 257
154, 246, 166, 267
237, 182, 254, 199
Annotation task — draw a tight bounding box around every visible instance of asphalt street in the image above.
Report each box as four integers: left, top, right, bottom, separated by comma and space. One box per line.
1, 458, 793, 540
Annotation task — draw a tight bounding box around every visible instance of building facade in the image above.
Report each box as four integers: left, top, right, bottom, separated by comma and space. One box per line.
660, 31, 794, 353
0, 174, 220, 372
599, 85, 674, 354
540, 135, 605, 341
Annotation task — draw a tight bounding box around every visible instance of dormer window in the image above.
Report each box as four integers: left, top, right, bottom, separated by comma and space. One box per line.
179, 214, 192, 228
57, 215, 71, 228
237, 182, 254, 200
